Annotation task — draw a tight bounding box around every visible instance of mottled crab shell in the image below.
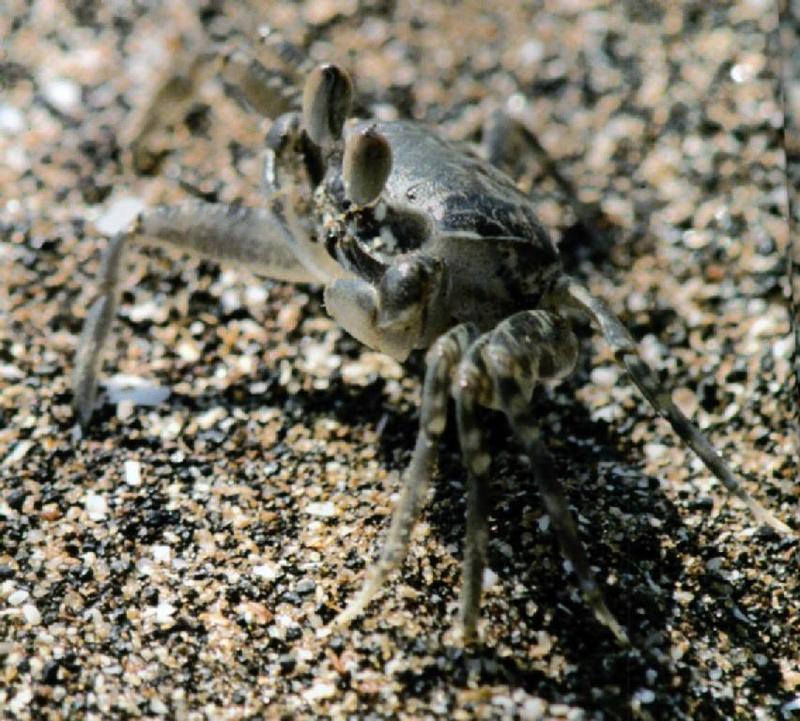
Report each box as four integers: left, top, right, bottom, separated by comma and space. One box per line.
340, 120, 564, 328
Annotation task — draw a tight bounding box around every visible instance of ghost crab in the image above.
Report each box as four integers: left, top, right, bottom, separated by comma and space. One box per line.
73, 56, 792, 646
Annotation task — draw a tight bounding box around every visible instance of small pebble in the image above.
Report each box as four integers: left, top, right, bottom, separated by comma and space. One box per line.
304, 501, 337, 518
154, 603, 175, 624
22, 603, 41, 626
124, 459, 142, 486
253, 563, 279, 581
43, 78, 81, 113
643, 443, 670, 462
305, 682, 337, 701
3, 441, 32, 467
85, 493, 108, 521
150, 698, 169, 715
152, 545, 171, 563
0, 104, 24, 133
520, 697, 547, 721
95, 196, 145, 235
7, 589, 29, 606
482, 568, 499, 590
590, 366, 619, 387
783, 697, 800, 714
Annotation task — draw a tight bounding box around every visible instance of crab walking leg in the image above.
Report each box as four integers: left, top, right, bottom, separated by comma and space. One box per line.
134, 201, 317, 280
220, 47, 300, 120
72, 200, 317, 430
334, 323, 479, 628
452, 310, 626, 643
555, 277, 793, 535
125, 48, 220, 172
126, 31, 321, 173
453, 380, 492, 644
128, 41, 302, 168
73, 233, 127, 430
482, 111, 602, 238
472, 310, 628, 643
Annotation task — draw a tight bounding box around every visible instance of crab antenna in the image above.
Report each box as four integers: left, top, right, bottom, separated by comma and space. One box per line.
343, 124, 393, 206
302, 63, 353, 149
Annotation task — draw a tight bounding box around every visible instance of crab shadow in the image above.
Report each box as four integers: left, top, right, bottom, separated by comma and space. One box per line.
79, 332, 788, 716
368, 362, 787, 717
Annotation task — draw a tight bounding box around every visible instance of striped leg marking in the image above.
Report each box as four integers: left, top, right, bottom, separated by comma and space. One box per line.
487, 310, 627, 643
453, 369, 492, 644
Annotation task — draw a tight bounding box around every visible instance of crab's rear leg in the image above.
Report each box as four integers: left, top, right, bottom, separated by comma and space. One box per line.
72, 201, 318, 430
482, 111, 603, 240
553, 276, 792, 535
452, 372, 493, 643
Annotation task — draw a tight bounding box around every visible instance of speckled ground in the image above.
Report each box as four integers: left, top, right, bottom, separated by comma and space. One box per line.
2, 2, 799, 719
781, 0, 800, 430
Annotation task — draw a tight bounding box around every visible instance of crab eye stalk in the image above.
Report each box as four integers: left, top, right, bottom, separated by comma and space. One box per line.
343, 125, 392, 207
302, 63, 353, 148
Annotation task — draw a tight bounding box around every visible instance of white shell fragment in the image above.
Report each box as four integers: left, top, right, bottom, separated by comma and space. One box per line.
95, 196, 145, 236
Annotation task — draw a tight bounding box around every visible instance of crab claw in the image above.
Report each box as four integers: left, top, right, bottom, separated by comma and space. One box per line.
325, 279, 413, 361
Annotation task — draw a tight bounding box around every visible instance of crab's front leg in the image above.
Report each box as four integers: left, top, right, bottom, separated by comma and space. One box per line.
74, 61, 359, 430
72, 201, 319, 430
334, 323, 480, 628
453, 311, 629, 644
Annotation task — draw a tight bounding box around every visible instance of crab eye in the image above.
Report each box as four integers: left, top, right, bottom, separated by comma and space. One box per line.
302, 63, 353, 148
343, 125, 392, 207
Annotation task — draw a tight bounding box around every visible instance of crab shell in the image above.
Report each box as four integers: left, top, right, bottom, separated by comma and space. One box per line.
315, 120, 564, 360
